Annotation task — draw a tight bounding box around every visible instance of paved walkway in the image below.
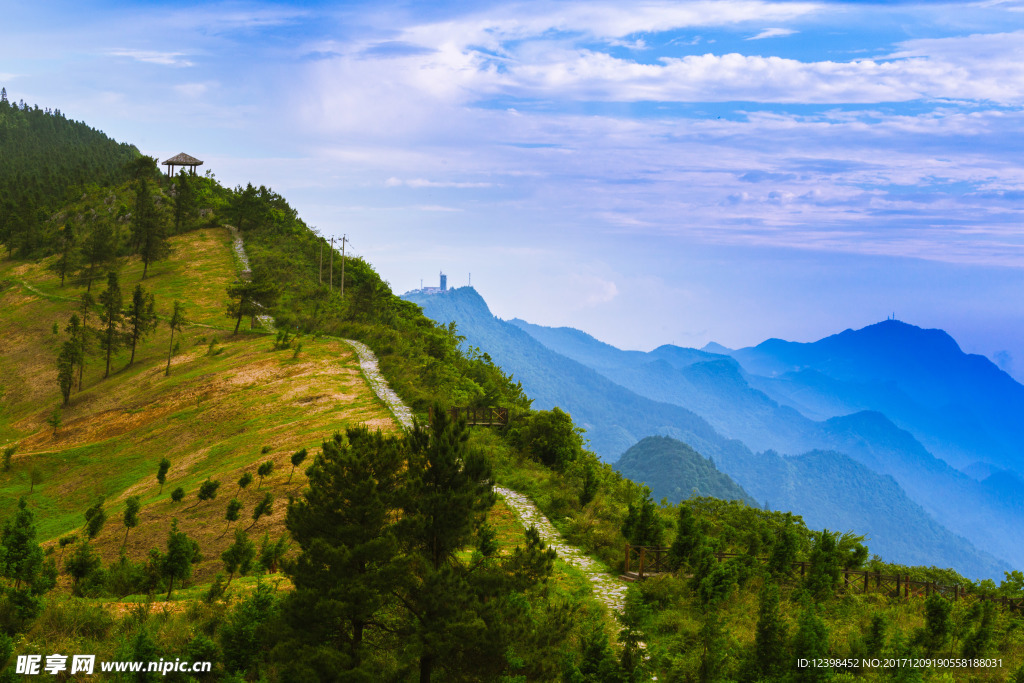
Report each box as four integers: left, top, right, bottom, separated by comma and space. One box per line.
343, 338, 629, 613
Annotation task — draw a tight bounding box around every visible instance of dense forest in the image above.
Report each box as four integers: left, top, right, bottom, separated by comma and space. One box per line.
0, 88, 138, 258
2, 94, 1024, 681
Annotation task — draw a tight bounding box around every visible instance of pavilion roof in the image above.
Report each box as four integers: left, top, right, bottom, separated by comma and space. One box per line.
163, 153, 203, 166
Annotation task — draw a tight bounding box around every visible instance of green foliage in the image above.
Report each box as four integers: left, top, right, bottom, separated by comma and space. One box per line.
237, 472, 253, 493
508, 407, 585, 471
0, 498, 53, 604
669, 503, 703, 570
65, 541, 102, 594
220, 578, 277, 676
960, 599, 996, 658
749, 582, 787, 681
618, 585, 651, 682
1, 443, 16, 472
170, 486, 185, 503
257, 533, 288, 574
221, 529, 255, 586
913, 593, 953, 655
792, 597, 830, 682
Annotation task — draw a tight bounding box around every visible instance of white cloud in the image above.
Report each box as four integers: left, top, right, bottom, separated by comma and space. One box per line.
173, 82, 213, 98
747, 27, 798, 40
108, 49, 194, 67
386, 177, 495, 188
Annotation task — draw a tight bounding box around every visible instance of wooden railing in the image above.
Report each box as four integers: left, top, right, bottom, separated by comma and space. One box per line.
619, 547, 1024, 611
624, 544, 671, 579
429, 406, 509, 426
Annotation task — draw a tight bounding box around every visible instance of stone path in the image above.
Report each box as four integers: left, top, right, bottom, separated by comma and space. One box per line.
226, 225, 274, 330
342, 338, 415, 429
343, 339, 629, 614
494, 486, 629, 613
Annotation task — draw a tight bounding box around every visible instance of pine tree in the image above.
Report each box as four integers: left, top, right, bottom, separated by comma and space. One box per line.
248, 493, 273, 530
226, 276, 278, 334
56, 341, 75, 406
79, 216, 117, 292
221, 499, 242, 537
122, 495, 141, 550
156, 457, 170, 493
398, 407, 495, 683
805, 529, 841, 600
191, 478, 221, 508
159, 519, 201, 599
77, 293, 94, 391
669, 503, 702, 570
751, 582, 787, 681
84, 499, 106, 539
165, 300, 185, 376
257, 461, 274, 489
288, 447, 307, 483
221, 528, 255, 587
98, 271, 124, 378
283, 428, 406, 671
622, 486, 663, 548
48, 221, 79, 286
133, 179, 169, 278
124, 283, 157, 366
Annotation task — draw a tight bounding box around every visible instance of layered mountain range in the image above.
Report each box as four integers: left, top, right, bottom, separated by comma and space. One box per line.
403, 286, 1023, 578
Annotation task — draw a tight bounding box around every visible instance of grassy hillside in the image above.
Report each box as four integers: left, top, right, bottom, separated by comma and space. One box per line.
0, 227, 395, 581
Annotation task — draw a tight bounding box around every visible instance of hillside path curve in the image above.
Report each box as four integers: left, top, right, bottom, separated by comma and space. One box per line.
342, 338, 629, 613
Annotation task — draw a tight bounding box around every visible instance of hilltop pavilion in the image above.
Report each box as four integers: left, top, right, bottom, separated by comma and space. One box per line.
162, 153, 203, 176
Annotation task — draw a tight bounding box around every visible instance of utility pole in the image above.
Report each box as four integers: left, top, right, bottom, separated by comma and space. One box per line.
329, 236, 334, 290
340, 234, 347, 300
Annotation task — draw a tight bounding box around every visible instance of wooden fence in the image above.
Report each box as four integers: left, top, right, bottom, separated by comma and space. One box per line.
621, 547, 1024, 612
429, 406, 509, 426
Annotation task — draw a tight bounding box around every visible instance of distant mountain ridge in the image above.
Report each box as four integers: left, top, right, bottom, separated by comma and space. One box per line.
402, 286, 1010, 577
507, 314, 1024, 572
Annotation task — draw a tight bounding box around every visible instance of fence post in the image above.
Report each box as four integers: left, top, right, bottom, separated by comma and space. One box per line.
905, 575, 910, 598
639, 547, 646, 580
896, 574, 901, 598
864, 572, 868, 594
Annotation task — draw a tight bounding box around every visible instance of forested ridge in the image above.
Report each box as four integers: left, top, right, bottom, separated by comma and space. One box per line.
1, 96, 1024, 682
0, 88, 138, 257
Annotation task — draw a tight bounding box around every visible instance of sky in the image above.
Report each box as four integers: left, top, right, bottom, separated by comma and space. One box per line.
5, 0, 1024, 380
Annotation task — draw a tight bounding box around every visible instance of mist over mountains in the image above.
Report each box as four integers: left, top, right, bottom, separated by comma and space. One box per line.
403, 285, 1023, 578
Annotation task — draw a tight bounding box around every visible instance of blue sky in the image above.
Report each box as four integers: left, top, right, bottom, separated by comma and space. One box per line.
5, 0, 1024, 379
